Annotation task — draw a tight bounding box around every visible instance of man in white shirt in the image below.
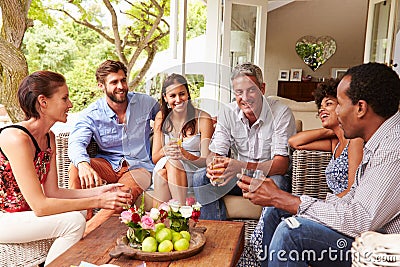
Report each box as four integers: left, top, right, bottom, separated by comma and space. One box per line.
193, 63, 296, 220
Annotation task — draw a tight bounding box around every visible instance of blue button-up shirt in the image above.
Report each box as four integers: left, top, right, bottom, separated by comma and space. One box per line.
68, 92, 160, 172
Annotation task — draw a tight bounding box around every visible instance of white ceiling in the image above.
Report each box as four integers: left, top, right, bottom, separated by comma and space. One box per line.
268, 0, 295, 12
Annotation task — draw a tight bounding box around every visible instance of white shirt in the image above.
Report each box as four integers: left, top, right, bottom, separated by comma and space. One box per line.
209, 96, 296, 162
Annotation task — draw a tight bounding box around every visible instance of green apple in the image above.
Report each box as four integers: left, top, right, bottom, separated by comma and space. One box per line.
142, 236, 157, 252
158, 240, 173, 252
155, 228, 172, 243
171, 232, 182, 243
180, 231, 191, 242
155, 222, 166, 233
174, 238, 190, 251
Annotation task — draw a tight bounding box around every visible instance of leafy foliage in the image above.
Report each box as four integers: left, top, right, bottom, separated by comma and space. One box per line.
20, 0, 207, 113
29, 0, 55, 27
186, 1, 207, 40
23, 20, 115, 111
24, 21, 77, 72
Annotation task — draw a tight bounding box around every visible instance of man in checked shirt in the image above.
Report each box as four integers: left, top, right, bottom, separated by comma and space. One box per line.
237, 62, 400, 267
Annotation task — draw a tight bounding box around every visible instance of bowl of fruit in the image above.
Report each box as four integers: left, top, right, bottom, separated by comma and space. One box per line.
110, 223, 206, 261
109, 197, 206, 261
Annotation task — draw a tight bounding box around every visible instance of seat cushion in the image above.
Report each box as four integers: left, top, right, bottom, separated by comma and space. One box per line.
223, 195, 262, 220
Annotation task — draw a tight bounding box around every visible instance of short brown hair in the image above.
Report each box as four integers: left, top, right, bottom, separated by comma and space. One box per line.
18, 71, 66, 120
95, 60, 127, 84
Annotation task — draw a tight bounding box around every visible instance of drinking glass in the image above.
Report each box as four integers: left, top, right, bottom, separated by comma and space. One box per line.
168, 134, 182, 158
211, 156, 225, 186
241, 168, 263, 179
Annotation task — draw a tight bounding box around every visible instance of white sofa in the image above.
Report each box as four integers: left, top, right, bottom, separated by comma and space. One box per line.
268, 95, 320, 131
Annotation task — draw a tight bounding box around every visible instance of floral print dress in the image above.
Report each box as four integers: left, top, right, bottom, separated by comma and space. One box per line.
0, 125, 51, 213
325, 141, 350, 194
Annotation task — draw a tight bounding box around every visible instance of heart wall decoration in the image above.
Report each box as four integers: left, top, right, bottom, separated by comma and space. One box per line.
295, 36, 337, 71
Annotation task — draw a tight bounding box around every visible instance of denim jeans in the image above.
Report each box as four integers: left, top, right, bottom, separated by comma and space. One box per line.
259, 207, 354, 267
192, 168, 291, 220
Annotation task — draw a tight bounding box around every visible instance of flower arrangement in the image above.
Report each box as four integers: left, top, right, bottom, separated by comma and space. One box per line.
120, 195, 201, 249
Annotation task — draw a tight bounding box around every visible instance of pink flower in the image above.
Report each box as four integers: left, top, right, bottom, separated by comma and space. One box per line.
141, 215, 155, 230
120, 210, 133, 223
186, 197, 196, 206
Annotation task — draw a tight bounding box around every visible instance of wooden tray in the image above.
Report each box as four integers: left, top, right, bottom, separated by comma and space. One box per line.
109, 226, 206, 261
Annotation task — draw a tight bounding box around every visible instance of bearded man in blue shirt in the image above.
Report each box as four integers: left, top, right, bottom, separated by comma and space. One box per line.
68, 60, 159, 229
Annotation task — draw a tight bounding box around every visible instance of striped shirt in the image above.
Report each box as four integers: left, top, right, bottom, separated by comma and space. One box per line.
298, 111, 400, 238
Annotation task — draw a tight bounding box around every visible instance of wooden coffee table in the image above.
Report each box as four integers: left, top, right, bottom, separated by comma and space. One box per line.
47, 215, 245, 267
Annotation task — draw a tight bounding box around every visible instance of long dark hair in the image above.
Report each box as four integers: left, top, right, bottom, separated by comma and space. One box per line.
160, 73, 196, 137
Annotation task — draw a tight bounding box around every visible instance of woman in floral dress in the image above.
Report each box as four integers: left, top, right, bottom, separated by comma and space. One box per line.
0, 71, 132, 266
238, 78, 364, 266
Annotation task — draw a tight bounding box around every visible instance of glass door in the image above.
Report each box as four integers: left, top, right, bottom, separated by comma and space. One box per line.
201, 0, 267, 113
364, 0, 398, 65
220, 0, 268, 103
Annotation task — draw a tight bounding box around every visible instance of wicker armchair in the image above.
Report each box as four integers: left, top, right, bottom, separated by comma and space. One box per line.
56, 132, 98, 189
291, 149, 333, 199
0, 238, 55, 267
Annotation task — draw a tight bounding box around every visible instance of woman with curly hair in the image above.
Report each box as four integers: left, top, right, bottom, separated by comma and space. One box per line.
288, 78, 364, 197
151, 74, 214, 205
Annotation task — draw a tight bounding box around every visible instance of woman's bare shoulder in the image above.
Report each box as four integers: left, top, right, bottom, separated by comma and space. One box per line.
155, 110, 163, 120
0, 127, 30, 145
196, 109, 211, 119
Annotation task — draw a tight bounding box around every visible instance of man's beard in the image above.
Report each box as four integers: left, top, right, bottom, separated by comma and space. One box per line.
106, 90, 127, 103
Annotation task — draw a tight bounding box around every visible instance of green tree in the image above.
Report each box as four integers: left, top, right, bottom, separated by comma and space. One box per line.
0, 0, 57, 122
186, 1, 207, 40
51, 0, 170, 90
23, 18, 116, 112
24, 21, 78, 72
0, 0, 32, 122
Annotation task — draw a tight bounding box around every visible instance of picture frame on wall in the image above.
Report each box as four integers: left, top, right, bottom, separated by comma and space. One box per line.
290, 69, 302, 81
278, 70, 290, 81
331, 68, 347, 79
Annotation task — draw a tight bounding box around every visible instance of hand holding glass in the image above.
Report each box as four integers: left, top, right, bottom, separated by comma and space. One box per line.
241, 168, 265, 193
122, 187, 132, 209
241, 168, 264, 179
211, 156, 226, 186
167, 136, 182, 158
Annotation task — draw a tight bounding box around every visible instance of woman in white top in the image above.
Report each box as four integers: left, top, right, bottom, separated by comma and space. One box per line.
152, 74, 214, 205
